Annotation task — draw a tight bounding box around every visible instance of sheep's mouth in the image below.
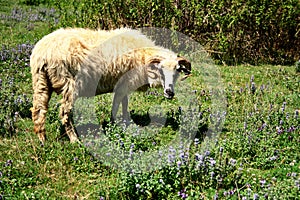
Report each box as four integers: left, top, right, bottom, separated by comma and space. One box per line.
164, 90, 175, 99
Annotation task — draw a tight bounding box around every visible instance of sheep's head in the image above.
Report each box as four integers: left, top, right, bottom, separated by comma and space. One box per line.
147, 55, 191, 99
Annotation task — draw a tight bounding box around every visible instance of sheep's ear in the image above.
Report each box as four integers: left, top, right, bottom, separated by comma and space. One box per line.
147, 56, 163, 65
146, 56, 162, 80
147, 56, 163, 71
176, 56, 191, 75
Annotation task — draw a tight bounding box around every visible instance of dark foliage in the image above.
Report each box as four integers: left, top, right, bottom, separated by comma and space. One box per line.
27, 0, 300, 65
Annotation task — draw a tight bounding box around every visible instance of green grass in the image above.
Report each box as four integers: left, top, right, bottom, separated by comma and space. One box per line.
0, 1, 299, 199
0, 0, 57, 46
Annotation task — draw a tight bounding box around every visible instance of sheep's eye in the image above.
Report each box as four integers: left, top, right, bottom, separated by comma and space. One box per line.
177, 66, 191, 75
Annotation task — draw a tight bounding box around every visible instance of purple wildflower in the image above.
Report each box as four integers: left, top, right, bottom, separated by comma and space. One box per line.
264, 193, 268, 199
260, 179, 266, 187
119, 139, 124, 148
209, 158, 216, 166
8, 78, 14, 86
219, 147, 224, 153
287, 126, 295, 133
260, 84, 265, 92
5, 159, 12, 167
129, 149, 134, 159
229, 158, 237, 166
253, 193, 259, 200
244, 121, 247, 130
223, 191, 228, 196
258, 123, 267, 131
276, 127, 283, 134
279, 120, 283, 125
168, 146, 176, 164
177, 160, 182, 169
240, 87, 243, 93
295, 180, 300, 189
204, 150, 210, 156
179, 152, 185, 160
269, 155, 277, 161
210, 171, 215, 178
178, 189, 188, 199
213, 193, 218, 200
195, 153, 203, 161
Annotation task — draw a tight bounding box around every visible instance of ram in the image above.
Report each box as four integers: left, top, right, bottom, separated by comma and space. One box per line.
30, 28, 191, 144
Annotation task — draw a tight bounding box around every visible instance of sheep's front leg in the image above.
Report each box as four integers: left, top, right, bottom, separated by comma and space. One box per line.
59, 79, 79, 143
122, 95, 130, 123
112, 94, 130, 123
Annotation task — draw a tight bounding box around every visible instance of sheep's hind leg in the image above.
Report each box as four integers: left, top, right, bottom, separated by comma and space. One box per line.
59, 79, 79, 143
32, 74, 52, 145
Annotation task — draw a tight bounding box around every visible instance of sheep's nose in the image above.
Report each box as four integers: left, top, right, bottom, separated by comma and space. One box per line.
164, 88, 174, 99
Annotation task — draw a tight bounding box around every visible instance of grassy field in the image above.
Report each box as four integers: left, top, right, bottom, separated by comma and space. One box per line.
0, 1, 299, 199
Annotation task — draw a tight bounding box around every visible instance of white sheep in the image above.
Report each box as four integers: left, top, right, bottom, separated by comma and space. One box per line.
30, 27, 191, 144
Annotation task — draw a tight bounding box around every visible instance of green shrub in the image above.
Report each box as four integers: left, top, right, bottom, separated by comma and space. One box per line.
45, 0, 299, 65
19, 0, 48, 6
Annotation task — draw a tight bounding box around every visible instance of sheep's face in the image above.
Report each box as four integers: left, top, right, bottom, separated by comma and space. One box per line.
147, 56, 191, 99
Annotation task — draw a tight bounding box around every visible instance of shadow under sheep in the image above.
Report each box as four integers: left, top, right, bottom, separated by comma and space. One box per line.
73, 110, 209, 145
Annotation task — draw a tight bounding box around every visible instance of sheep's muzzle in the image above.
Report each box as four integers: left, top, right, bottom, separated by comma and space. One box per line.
164, 88, 175, 99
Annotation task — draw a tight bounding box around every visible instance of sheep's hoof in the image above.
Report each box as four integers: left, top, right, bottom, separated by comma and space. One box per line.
123, 119, 131, 127
37, 133, 46, 146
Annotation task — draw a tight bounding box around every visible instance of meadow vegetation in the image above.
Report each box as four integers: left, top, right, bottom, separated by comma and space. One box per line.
23, 0, 300, 65
0, 0, 299, 199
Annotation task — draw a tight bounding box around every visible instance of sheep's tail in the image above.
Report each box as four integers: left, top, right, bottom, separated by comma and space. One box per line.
31, 58, 52, 144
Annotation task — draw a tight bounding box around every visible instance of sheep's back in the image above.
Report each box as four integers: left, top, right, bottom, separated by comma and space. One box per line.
30, 28, 157, 95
